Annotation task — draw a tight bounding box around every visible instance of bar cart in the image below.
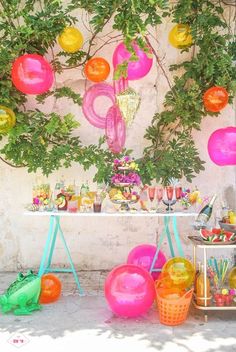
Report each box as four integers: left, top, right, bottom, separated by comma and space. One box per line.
188, 236, 236, 322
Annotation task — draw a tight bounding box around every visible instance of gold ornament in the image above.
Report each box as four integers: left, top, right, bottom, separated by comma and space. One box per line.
116, 88, 141, 126
0, 106, 16, 134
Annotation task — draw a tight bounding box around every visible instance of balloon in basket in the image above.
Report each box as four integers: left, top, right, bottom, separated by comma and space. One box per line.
208, 127, 236, 166
168, 24, 192, 48
58, 27, 84, 53
106, 105, 126, 154
113, 42, 153, 80
11, 54, 54, 95
82, 83, 115, 128
203, 86, 229, 112
39, 274, 62, 304
0, 106, 16, 134
127, 244, 166, 280
84, 57, 110, 82
104, 264, 155, 318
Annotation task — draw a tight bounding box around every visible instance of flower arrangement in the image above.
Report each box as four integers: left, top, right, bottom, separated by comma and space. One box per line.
113, 156, 139, 171
111, 172, 141, 186
180, 188, 202, 209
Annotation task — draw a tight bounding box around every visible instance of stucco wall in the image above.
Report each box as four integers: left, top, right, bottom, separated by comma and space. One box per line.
0, 6, 235, 271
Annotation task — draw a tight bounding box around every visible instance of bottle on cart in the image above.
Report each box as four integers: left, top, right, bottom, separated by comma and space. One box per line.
196, 264, 212, 306
194, 194, 217, 229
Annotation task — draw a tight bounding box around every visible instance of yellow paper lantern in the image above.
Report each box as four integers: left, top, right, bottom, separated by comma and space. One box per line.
0, 106, 16, 134
169, 24, 192, 49
58, 27, 84, 53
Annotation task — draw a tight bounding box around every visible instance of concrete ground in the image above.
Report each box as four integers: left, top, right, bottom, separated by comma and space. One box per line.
0, 272, 236, 352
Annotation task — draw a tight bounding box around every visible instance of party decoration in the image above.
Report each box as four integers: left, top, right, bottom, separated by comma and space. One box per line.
127, 244, 166, 280
39, 274, 62, 304
104, 264, 155, 317
0, 106, 16, 134
84, 57, 110, 82
0, 271, 41, 315
113, 77, 128, 95
11, 54, 54, 95
229, 267, 236, 289
203, 86, 229, 112
207, 127, 236, 166
82, 83, 115, 128
58, 27, 84, 53
161, 257, 194, 289
168, 24, 192, 49
116, 87, 141, 126
113, 42, 153, 80
106, 105, 126, 153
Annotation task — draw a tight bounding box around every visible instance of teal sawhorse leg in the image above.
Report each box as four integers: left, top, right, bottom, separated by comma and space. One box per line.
149, 215, 184, 276
38, 215, 84, 295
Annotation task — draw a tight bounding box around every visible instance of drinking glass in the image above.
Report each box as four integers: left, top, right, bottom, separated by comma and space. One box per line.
156, 185, 163, 212
163, 185, 176, 211
148, 186, 156, 211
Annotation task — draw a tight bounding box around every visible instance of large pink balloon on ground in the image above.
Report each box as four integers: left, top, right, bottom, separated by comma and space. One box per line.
106, 105, 126, 153
11, 54, 54, 95
82, 83, 115, 129
104, 264, 155, 318
127, 244, 167, 280
113, 42, 153, 80
208, 127, 236, 166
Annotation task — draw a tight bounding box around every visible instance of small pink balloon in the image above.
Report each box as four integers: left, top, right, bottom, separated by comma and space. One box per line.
113, 42, 153, 80
208, 127, 236, 166
82, 83, 115, 129
106, 105, 126, 153
127, 244, 167, 281
104, 264, 155, 318
11, 54, 54, 95
113, 77, 128, 95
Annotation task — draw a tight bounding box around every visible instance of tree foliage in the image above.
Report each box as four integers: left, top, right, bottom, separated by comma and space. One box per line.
0, 0, 235, 184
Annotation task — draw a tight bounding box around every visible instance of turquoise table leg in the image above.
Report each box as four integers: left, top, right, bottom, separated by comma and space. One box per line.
46, 216, 59, 269
38, 215, 55, 277
164, 216, 175, 257
172, 216, 184, 257
149, 224, 167, 274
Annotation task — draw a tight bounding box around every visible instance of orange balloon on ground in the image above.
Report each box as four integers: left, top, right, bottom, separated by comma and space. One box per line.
203, 86, 229, 112
84, 57, 110, 82
39, 274, 62, 304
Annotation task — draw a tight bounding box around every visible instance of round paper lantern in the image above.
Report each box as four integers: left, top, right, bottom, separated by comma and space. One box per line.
127, 244, 167, 280
0, 106, 16, 134
39, 274, 62, 304
11, 54, 54, 95
58, 27, 83, 53
161, 257, 194, 289
104, 264, 155, 318
113, 42, 153, 80
203, 86, 229, 112
169, 24, 192, 49
105, 105, 126, 154
208, 127, 236, 166
84, 57, 110, 82
82, 83, 115, 128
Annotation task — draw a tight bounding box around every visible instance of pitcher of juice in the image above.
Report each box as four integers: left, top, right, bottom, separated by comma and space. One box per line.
196, 265, 212, 306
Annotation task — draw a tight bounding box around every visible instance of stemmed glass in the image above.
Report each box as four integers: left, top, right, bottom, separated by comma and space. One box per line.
175, 185, 182, 209
148, 186, 156, 211
156, 185, 164, 212
163, 185, 176, 211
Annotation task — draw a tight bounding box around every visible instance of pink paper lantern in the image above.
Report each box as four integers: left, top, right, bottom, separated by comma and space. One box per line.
207, 127, 236, 166
82, 83, 115, 129
11, 54, 54, 95
104, 264, 155, 318
106, 105, 126, 154
113, 42, 153, 80
127, 244, 167, 280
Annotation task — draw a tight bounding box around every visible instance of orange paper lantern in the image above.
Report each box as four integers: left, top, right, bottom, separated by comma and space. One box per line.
39, 274, 62, 304
84, 57, 110, 82
203, 86, 229, 112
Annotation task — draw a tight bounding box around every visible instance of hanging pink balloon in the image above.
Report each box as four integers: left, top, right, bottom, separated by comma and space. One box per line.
82, 83, 115, 129
208, 127, 236, 166
11, 54, 54, 95
113, 42, 153, 80
106, 105, 126, 154
113, 77, 128, 95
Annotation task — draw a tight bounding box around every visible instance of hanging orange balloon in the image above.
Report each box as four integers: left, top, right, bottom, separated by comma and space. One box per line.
58, 27, 84, 53
203, 86, 229, 112
169, 24, 192, 49
0, 106, 16, 134
84, 57, 110, 82
39, 274, 62, 304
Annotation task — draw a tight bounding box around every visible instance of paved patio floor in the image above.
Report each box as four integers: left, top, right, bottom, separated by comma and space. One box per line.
0, 272, 235, 352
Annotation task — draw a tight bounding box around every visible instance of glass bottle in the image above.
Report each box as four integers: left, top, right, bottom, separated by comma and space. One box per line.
194, 194, 217, 229
196, 264, 211, 306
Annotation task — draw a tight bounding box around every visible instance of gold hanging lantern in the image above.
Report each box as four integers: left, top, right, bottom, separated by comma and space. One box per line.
116, 88, 141, 126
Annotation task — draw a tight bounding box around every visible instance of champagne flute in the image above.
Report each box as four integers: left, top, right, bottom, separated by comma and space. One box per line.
164, 185, 176, 211
148, 186, 156, 211
175, 185, 182, 210
156, 185, 163, 212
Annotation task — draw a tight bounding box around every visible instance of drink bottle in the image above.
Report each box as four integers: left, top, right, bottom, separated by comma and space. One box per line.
194, 194, 217, 229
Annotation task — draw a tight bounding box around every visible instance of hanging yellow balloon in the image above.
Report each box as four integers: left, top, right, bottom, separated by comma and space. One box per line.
58, 27, 84, 53
169, 24, 192, 49
0, 106, 16, 134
